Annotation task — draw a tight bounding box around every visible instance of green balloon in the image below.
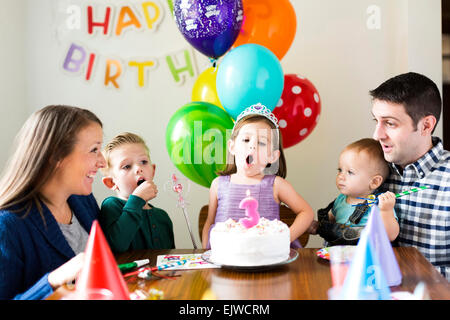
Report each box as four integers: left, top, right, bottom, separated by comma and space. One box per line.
166, 101, 234, 188
166, 0, 174, 16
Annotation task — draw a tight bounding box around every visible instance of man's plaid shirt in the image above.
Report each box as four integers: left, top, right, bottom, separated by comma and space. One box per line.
385, 137, 450, 281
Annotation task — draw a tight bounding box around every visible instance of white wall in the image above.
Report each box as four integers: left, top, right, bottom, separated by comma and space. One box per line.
0, 0, 443, 248
0, 1, 27, 166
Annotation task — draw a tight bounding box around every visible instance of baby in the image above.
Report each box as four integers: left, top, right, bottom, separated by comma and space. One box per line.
99, 132, 175, 253
309, 138, 399, 245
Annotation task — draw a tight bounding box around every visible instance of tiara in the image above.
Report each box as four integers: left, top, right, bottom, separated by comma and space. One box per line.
233, 103, 279, 130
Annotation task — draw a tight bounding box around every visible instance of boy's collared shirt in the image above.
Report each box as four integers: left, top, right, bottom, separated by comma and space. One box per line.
385, 137, 450, 280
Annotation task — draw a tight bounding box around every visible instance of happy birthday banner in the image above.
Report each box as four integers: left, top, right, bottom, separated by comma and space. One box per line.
61, 1, 197, 88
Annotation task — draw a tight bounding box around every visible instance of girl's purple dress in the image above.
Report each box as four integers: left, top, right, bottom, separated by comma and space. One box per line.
206, 175, 301, 249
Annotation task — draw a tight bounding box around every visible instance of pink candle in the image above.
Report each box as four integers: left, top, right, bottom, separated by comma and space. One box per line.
239, 189, 260, 228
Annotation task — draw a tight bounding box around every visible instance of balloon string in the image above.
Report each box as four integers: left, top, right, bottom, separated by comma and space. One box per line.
209, 58, 217, 69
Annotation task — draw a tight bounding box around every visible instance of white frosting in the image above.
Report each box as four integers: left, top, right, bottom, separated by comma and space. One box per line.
210, 218, 290, 266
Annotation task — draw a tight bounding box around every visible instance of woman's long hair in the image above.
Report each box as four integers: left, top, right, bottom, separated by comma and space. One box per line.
218, 115, 287, 178
0, 105, 102, 219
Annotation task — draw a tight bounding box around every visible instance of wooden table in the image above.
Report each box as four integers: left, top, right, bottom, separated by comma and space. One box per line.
49, 247, 449, 300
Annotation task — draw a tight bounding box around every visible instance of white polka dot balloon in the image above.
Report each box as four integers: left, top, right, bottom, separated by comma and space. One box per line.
272, 74, 321, 148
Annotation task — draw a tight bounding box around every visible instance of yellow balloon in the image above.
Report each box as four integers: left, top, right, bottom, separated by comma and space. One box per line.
192, 67, 224, 110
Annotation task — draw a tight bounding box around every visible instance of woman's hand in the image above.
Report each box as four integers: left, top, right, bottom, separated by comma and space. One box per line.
48, 253, 85, 289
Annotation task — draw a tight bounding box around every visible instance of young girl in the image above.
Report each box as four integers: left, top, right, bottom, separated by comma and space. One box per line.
201, 103, 314, 249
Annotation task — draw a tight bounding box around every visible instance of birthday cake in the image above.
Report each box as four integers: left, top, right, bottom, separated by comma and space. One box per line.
209, 218, 290, 266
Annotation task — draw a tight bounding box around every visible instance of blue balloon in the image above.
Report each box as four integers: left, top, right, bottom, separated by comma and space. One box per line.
216, 44, 284, 120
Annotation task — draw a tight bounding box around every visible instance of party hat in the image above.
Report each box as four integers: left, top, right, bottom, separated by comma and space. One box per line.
75, 220, 130, 300
339, 228, 391, 300
364, 205, 402, 286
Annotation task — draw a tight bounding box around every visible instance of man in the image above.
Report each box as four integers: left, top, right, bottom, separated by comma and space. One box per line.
370, 72, 449, 280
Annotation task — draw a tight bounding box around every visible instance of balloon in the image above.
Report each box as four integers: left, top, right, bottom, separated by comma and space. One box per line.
191, 67, 224, 110
272, 74, 321, 149
216, 44, 284, 120
166, 101, 234, 188
166, 0, 174, 15
173, 0, 243, 59
233, 0, 297, 60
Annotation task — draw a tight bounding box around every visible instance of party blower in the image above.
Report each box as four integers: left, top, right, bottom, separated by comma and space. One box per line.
352, 185, 430, 206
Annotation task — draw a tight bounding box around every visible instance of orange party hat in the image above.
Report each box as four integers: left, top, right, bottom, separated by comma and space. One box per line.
75, 220, 130, 300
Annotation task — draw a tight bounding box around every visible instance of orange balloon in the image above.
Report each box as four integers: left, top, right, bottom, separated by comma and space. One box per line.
233, 0, 297, 60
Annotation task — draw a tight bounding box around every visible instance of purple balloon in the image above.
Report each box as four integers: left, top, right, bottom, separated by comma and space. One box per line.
174, 0, 243, 59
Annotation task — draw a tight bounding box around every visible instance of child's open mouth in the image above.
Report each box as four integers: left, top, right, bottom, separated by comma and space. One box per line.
246, 155, 254, 166
137, 178, 146, 186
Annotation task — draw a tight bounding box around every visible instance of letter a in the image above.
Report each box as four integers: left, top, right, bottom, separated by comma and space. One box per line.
115, 6, 142, 36
66, 5, 81, 30
366, 5, 381, 30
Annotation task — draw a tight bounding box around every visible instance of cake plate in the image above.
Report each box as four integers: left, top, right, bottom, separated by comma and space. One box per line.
201, 249, 299, 272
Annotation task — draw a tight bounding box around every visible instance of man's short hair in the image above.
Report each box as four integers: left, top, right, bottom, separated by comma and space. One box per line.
369, 72, 442, 132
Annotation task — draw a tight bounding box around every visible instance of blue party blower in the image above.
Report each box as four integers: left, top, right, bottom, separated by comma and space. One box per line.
364, 205, 402, 286
338, 205, 402, 299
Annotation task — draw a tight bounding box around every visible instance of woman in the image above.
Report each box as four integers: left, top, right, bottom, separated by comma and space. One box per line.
0, 105, 106, 299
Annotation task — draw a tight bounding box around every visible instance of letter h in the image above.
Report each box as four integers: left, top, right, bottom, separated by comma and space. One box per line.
87, 6, 111, 35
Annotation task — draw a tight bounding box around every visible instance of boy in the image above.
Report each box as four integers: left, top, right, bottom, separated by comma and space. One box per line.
309, 138, 399, 245
99, 132, 175, 253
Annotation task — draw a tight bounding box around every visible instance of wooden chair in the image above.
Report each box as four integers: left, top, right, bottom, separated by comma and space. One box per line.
198, 204, 309, 247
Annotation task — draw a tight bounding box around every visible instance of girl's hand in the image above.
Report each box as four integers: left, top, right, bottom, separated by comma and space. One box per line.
377, 191, 396, 211
48, 253, 85, 289
132, 180, 158, 202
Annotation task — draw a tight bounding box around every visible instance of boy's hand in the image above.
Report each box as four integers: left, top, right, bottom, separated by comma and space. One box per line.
133, 180, 158, 202
377, 191, 396, 211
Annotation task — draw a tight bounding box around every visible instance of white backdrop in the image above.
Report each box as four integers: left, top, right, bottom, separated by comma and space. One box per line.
0, 0, 442, 248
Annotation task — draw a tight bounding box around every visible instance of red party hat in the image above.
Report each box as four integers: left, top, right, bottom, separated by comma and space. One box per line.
75, 220, 130, 300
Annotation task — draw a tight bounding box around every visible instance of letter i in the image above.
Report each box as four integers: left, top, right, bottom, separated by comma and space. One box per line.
85, 53, 96, 81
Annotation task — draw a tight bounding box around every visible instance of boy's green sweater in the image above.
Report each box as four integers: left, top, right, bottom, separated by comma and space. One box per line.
99, 195, 175, 253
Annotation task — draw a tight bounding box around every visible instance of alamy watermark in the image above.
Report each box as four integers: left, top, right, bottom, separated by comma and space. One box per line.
169, 121, 280, 175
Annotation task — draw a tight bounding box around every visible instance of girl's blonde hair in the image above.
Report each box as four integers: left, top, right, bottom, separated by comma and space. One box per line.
218, 115, 287, 178
101, 132, 150, 175
0, 105, 102, 219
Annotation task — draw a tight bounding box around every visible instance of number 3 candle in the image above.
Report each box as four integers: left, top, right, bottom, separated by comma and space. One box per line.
239, 189, 260, 228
